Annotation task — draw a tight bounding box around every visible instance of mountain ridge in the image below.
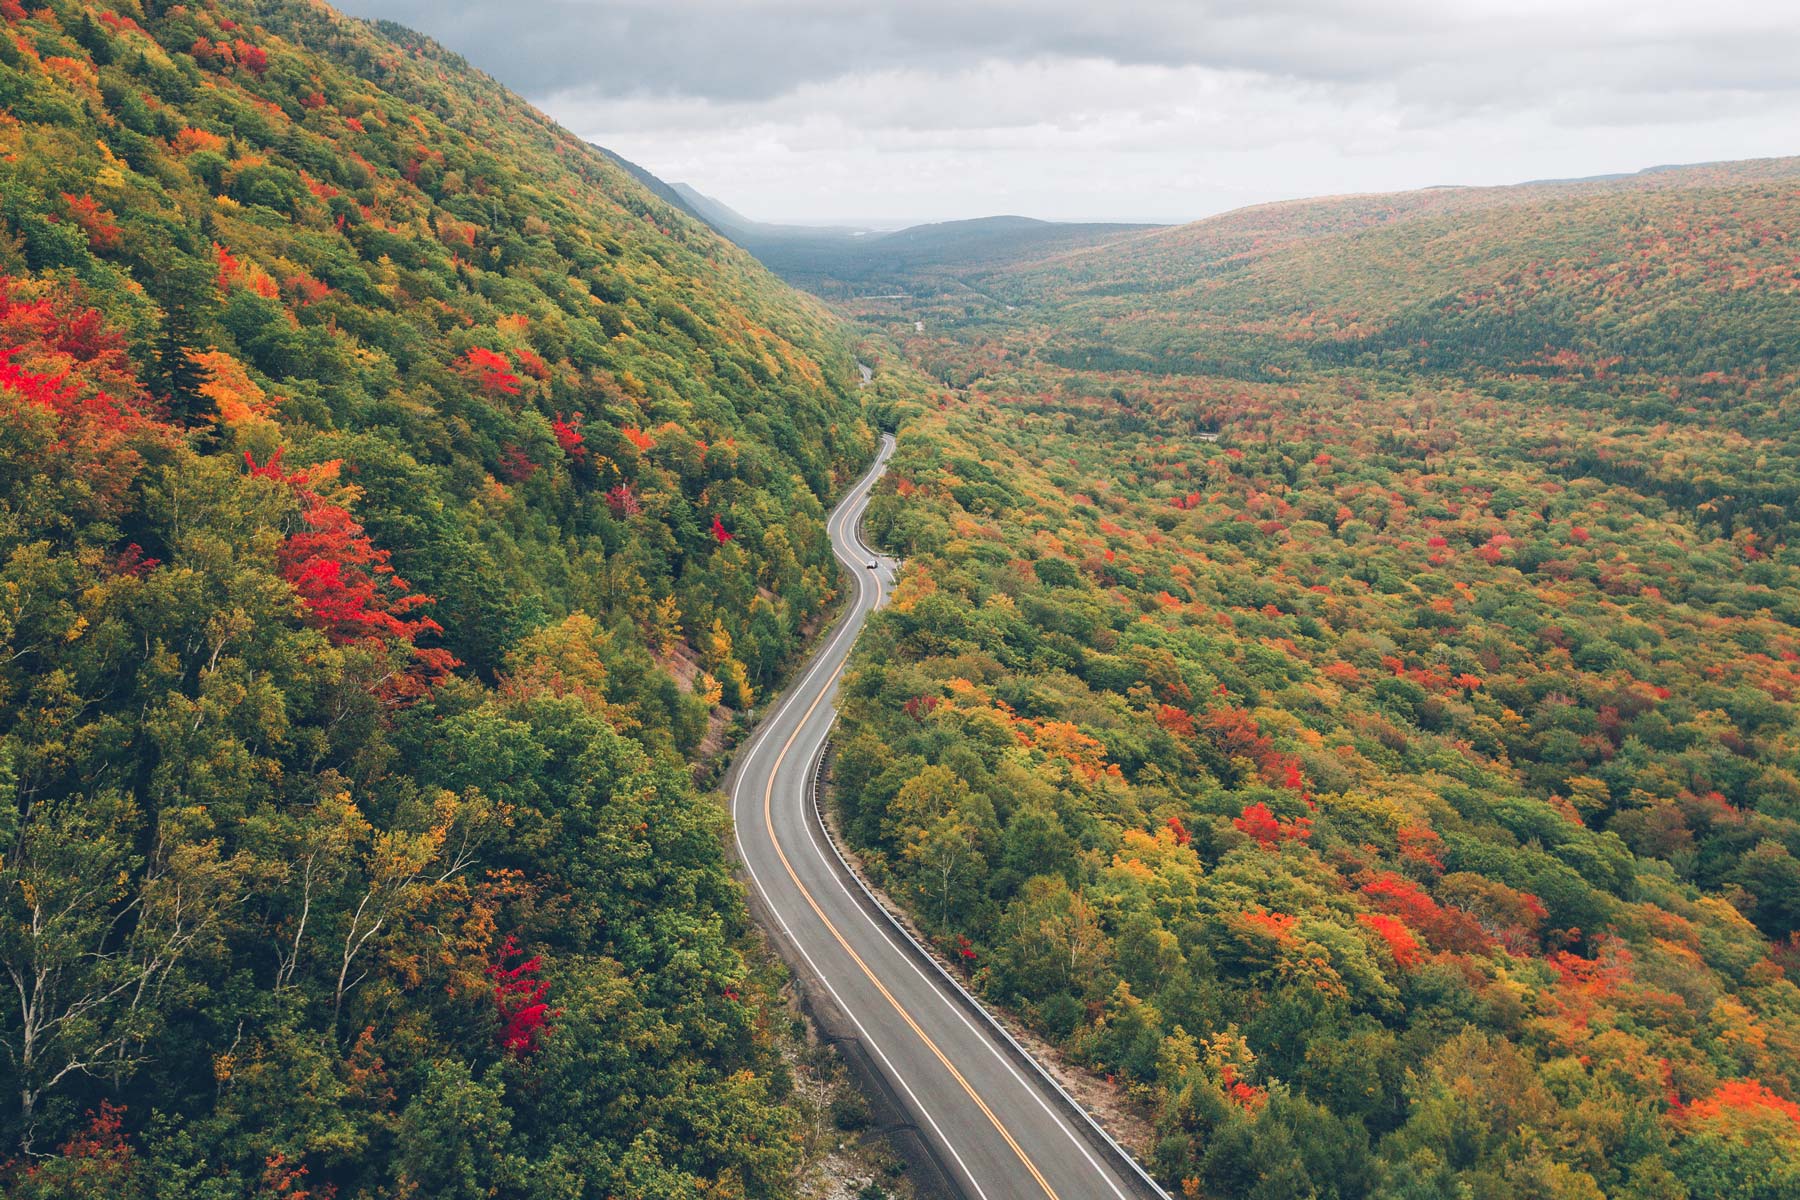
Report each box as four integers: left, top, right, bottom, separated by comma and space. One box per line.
0, 1, 880, 1193
921, 155, 1800, 402
627, 170, 1164, 295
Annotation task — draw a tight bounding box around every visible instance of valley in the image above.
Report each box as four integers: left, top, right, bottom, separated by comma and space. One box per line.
0, 3, 1795, 1199
808, 160, 1800, 1200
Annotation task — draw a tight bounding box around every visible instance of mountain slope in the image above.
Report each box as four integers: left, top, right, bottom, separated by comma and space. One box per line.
592, 142, 709, 222
756, 214, 1163, 297
667, 181, 870, 244
986, 158, 1800, 406
0, 1, 872, 1193
649, 176, 1159, 297
830, 157, 1800, 1198
671, 181, 759, 231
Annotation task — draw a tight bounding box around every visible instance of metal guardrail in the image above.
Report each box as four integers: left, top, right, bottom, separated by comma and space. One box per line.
751, 435, 1173, 1200
805, 738, 1175, 1199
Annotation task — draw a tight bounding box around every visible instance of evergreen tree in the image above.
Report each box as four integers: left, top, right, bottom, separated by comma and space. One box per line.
146, 255, 216, 433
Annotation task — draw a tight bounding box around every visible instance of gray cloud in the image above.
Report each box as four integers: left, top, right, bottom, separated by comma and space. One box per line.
330, 0, 1800, 224
331, 0, 1800, 104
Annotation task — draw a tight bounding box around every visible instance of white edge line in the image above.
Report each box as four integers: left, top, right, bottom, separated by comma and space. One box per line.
733, 432, 1170, 1200
800, 474, 1138, 1199
732, 803, 991, 1200
808, 470, 1172, 1200
732, 820, 992, 1200
728, 439, 995, 1198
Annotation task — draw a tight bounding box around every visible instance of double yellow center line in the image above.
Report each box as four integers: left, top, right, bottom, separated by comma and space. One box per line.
758, 467, 1061, 1199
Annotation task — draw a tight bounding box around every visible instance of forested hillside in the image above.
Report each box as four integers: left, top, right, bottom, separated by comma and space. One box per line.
0, 0, 870, 1194
1011, 160, 1800, 388
883, 159, 1800, 429
729, 215, 1158, 300
833, 162, 1800, 1199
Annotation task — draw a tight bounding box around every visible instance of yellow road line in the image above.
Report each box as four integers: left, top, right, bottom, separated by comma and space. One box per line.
761, 497, 1062, 1200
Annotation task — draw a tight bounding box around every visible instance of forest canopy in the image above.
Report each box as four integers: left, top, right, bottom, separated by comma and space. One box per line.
0, 1, 870, 1195
830, 159, 1800, 1200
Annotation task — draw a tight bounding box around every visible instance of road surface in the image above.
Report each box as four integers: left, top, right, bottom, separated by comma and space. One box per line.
729, 433, 1166, 1200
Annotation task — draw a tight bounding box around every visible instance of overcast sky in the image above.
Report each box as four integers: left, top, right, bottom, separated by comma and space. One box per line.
332, 0, 1800, 227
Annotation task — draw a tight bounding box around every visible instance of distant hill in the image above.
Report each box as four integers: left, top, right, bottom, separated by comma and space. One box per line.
757, 214, 1164, 297
665, 182, 870, 244
591, 143, 708, 219
668, 181, 762, 234
977, 157, 1800, 393
646, 178, 1160, 296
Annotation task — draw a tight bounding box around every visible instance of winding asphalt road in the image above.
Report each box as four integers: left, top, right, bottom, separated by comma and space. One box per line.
729, 432, 1167, 1200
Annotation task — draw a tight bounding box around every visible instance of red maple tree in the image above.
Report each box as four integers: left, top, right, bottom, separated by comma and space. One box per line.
245, 449, 457, 693
1359, 871, 1492, 953
1220, 1064, 1266, 1110
1680, 1078, 1800, 1127
1154, 703, 1195, 738
458, 347, 521, 397
902, 694, 941, 722
1233, 802, 1311, 848
496, 444, 536, 482
487, 935, 557, 1056
61, 192, 122, 253
0, 276, 169, 519
606, 483, 641, 517
551, 413, 586, 461
1357, 912, 1422, 968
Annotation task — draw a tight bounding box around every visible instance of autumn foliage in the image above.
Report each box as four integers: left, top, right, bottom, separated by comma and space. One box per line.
1356, 912, 1422, 969
458, 346, 521, 397
0, 1, 868, 1193
60, 193, 121, 253
1232, 802, 1311, 848
248, 449, 455, 690
1359, 871, 1492, 954
551, 413, 585, 460
189, 35, 268, 78
829, 165, 1800, 1195
1680, 1079, 1800, 1128
487, 936, 556, 1056
0, 276, 167, 518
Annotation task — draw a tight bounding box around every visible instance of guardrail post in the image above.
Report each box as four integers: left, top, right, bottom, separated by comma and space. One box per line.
808, 730, 1173, 1200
